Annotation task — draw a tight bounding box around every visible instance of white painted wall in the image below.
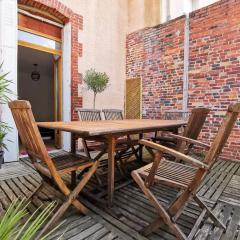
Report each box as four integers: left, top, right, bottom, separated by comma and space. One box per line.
0, 0, 18, 162
192, 0, 219, 10
60, 0, 127, 111
161, 0, 220, 23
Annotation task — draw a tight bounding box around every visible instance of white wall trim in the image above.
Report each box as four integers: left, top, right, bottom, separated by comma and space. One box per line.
62, 22, 71, 151
0, 0, 18, 162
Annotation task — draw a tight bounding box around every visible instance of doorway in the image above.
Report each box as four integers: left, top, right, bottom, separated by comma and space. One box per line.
17, 12, 63, 155
17, 46, 62, 154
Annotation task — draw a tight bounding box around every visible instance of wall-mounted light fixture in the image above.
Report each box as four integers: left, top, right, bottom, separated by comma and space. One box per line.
31, 64, 40, 81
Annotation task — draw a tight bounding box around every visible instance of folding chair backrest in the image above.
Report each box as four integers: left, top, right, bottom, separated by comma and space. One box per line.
183, 108, 210, 140
102, 109, 123, 120
76, 108, 102, 121
163, 110, 190, 121
203, 103, 240, 166
8, 100, 50, 162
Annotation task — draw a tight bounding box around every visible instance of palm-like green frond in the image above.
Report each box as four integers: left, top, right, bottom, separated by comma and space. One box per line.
0, 199, 64, 240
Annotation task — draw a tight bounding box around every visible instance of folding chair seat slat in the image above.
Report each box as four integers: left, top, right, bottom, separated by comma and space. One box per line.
139, 160, 197, 188
47, 154, 94, 172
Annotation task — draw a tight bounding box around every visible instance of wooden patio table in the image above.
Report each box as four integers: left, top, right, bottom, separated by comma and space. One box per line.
37, 119, 187, 206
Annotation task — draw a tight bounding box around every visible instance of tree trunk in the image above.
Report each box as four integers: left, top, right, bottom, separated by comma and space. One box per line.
93, 93, 97, 109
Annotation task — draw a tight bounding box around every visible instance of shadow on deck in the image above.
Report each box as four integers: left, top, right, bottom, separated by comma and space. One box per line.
0, 151, 240, 239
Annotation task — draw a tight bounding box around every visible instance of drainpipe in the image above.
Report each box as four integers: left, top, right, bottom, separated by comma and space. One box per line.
166, 0, 171, 21
182, 13, 190, 111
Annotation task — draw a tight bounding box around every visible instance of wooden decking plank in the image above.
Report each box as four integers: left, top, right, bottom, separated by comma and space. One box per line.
99, 232, 119, 240
210, 163, 239, 201
197, 161, 230, 197
119, 187, 199, 228
60, 218, 98, 239
194, 202, 227, 239
81, 199, 148, 240
110, 206, 175, 240
0, 183, 11, 209
211, 203, 232, 240
222, 206, 240, 240
114, 193, 191, 235
83, 227, 110, 240
11, 177, 38, 212
199, 160, 226, 187
203, 162, 236, 199
68, 223, 103, 240
0, 180, 16, 202
123, 186, 170, 206
47, 215, 91, 240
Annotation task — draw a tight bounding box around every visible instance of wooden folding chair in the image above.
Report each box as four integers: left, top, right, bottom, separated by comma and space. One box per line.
75, 108, 133, 182
132, 103, 240, 239
75, 108, 106, 160
102, 109, 123, 120
152, 108, 210, 156
76, 108, 102, 121
162, 110, 190, 121
9, 101, 99, 238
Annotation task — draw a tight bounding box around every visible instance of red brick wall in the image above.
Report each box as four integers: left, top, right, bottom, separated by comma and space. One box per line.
127, 16, 185, 119
188, 0, 240, 160
126, 0, 240, 160
19, 0, 83, 120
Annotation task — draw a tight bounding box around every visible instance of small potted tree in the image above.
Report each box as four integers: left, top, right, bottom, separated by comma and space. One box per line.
83, 69, 109, 109
0, 63, 13, 167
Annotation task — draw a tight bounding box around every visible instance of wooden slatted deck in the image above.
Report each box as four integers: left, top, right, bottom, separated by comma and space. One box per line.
0, 151, 240, 239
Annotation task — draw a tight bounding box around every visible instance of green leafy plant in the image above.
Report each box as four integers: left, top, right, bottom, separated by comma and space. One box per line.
0, 62, 14, 154
83, 69, 109, 109
0, 122, 10, 151
0, 198, 64, 240
0, 62, 13, 104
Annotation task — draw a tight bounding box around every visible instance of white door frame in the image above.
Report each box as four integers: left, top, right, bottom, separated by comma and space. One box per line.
62, 22, 71, 152
0, 0, 18, 162
0, 0, 72, 161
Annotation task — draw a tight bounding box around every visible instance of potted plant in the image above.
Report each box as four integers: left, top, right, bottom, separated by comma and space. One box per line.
83, 69, 109, 109
0, 62, 13, 167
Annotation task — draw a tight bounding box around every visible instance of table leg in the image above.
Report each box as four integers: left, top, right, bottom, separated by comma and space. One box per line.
71, 133, 77, 188
139, 133, 143, 161
108, 136, 116, 207
71, 133, 76, 154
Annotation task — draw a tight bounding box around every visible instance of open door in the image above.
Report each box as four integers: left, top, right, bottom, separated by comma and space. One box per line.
54, 56, 62, 148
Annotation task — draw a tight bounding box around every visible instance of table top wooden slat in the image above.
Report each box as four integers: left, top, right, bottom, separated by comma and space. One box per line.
37, 119, 187, 137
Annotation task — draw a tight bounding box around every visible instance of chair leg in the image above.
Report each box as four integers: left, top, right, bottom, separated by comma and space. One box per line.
82, 139, 91, 159
145, 146, 155, 158
194, 195, 226, 230
27, 181, 45, 201
71, 171, 76, 188
141, 217, 162, 236
36, 161, 99, 239
131, 170, 187, 239
35, 197, 72, 240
